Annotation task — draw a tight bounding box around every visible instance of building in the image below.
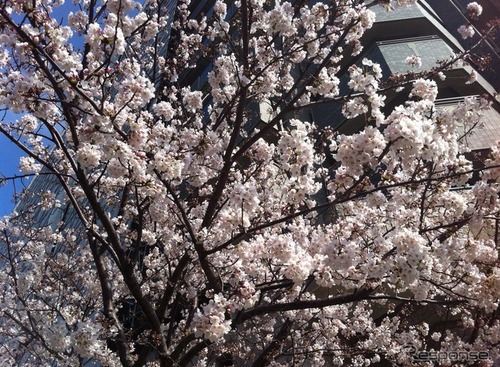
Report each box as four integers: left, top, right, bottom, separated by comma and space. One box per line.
424, 0, 500, 91
308, 0, 500, 143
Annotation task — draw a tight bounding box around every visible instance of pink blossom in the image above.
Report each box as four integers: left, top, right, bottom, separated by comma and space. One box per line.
404, 55, 422, 68
0, 1, 498, 366
458, 24, 475, 39
466, 2, 483, 18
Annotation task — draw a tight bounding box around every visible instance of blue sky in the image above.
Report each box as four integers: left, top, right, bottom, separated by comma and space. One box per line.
0, 108, 30, 217
0, 132, 24, 216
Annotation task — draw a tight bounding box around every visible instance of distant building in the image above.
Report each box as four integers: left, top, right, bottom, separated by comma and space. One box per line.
306, 0, 500, 149
424, 0, 500, 90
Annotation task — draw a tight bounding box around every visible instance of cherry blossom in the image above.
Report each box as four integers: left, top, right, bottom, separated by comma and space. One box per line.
0, 1, 498, 366
458, 24, 475, 39
466, 2, 483, 18
405, 54, 422, 68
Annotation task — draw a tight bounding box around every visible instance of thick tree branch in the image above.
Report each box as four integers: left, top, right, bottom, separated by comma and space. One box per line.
239, 287, 374, 323
252, 319, 293, 367
201, 0, 250, 230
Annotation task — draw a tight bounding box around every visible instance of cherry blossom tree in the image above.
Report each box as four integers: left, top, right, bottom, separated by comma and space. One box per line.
0, 0, 499, 366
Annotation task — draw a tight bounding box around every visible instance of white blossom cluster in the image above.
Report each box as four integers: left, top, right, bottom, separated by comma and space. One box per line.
458, 24, 475, 39
192, 295, 233, 342
457, 1, 483, 39
405, 54, 422, 68
467, 1, 483, 18
0, 0, 498, 366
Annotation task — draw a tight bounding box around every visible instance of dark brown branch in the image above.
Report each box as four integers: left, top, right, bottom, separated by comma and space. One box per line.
169, 332, 197, 363
74, 167, 170, 360
156, 252, 191, 319
88, 235, 133, 367
366, 295, 468, 305
239, 287, 374, 323
177, 340, 211, 367
206, 163, 500, 256
252, 319, 293, 367
154, 172, 222, 293
201, 0, 250, 230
